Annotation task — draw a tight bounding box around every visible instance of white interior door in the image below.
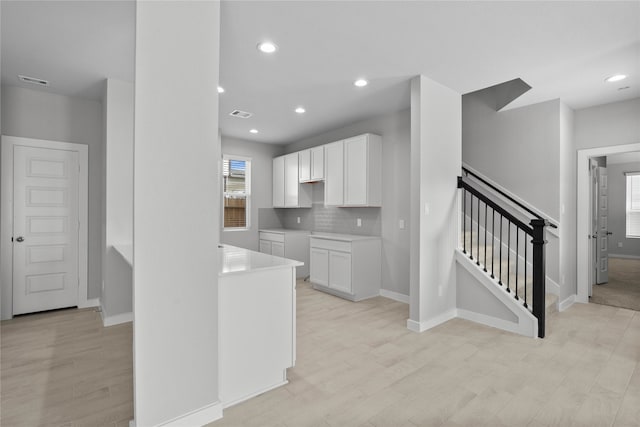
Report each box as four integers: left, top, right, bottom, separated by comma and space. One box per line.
12, 145, 80, 315
596, 166, 609, 284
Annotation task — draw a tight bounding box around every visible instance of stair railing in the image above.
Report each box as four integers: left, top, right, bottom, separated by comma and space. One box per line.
457, 176, 548, 338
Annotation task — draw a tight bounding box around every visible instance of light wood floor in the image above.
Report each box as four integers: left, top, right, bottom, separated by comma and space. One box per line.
592, 258, 640, 312
2, 281, 640, 426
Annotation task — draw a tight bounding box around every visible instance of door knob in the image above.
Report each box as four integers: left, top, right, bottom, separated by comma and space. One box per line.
606, 231, 613, 235
15, 236, 24, 242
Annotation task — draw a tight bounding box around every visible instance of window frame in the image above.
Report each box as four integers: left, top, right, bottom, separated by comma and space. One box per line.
222, 154, 251, 231
626, 171, 640, 239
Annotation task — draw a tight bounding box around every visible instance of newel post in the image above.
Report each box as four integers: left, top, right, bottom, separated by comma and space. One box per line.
530, 219, 547, 338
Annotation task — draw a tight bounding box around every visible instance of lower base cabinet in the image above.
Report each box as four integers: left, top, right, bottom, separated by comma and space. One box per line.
259, 230, 309, 278
309, 235, 380, 301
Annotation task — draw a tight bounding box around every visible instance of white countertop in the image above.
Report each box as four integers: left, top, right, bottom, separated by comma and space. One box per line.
219, 244, 303, 276
309, 232, 381, 242
259, 228, 310, 234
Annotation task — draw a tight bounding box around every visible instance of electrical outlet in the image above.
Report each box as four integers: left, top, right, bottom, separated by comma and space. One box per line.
297, 217, 301, 224
399, 219, 405, 229
618, 242, 623, 248
357, 218, 362, 227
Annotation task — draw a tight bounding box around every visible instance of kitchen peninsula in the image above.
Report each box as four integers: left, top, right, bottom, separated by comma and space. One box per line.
218, 244, 301, 408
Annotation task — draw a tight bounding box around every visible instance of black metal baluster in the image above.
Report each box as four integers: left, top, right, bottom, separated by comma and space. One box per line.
498, 215, 503, 285
506, 220, 511, 293
476, 199, 481, 266
524, 237, 528, 309
462, 189, 467, 254
469, 193, 474, 260
483, 202, 488, 272
515, 229, 519, 300
491, 209, 495, 279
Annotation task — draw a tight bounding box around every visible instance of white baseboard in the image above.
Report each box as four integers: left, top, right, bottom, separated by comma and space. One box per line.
559, 295, 576, 312
380, 289, 409, 304
157, 401, 223, 427
407, 309, 457, 333
456, 308, 536, 338
222, 379, 288, 409
79, 297, 100, 309
608, 253, 640, 260
101, 310, 133, 327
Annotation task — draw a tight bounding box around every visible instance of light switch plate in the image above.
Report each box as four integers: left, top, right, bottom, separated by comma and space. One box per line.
399, 219, 405, 229
297, 217, 301, 224
357, 218, 362, 227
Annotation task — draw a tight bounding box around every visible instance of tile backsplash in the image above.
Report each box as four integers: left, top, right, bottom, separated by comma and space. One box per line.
258, 183, 381, 236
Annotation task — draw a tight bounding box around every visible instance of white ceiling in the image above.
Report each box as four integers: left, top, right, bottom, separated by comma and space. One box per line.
2, 1, 639, 145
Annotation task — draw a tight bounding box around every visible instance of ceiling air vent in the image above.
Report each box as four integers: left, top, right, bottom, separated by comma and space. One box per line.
229, 109, 253, 119
18, 75, 49, 87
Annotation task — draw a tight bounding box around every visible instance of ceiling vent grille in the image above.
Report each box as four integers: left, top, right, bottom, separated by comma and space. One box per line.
229, 109, 253, 119
18, 75, 49, 87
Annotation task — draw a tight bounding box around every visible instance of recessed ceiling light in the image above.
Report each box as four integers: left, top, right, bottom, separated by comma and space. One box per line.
250, 129, 259, 134
295, 107, 306, 114
354, 79, 368, 87
257, 41, 278, 54
605, 74, 627, 83
217, 86, 225, 93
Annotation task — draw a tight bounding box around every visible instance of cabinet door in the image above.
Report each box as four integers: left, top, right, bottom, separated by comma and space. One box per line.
259, 240, 272, 254
310, 248, 329, 286
273, 156, 285, 207
324, 141, 344, 206
299, 149, 311, 182
311, 146, 324, 181
344, 135, 368, 206
271, 241, 285, 258
329, 251, 352, 294
284, 153, 299, 207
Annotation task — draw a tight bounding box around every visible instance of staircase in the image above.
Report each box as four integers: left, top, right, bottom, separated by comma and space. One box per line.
457, 170, 558, 338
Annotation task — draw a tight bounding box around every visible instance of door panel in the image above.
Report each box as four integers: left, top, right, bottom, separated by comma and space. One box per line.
344, 135, 367, 206
272, 157, 285, 207
271, 242, 285, 258
596, 166, 609, 284
284, 153, 299, 207
311, 146, 324, 180
259, 240, 272, 254
310, 248, 328, 286
324, 141, 343, 206
13, 146, 79, 315
329, 251, 351, 294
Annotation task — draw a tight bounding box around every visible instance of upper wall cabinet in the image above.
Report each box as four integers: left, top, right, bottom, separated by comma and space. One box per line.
299, 146, 325, 183
325, 133, 382, 207
273, 153, 312, 208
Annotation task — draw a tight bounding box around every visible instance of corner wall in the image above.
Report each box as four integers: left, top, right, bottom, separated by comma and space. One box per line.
1, 85, 104, 303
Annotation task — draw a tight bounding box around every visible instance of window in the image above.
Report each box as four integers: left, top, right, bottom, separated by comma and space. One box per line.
626, 172, 640, 238
223, 156, 251, 229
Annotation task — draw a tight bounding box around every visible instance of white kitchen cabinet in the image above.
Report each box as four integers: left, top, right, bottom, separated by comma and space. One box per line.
272, 156, 285, 207
309, 234, 381, 301
273, 154, 311, 208
324, 141, 344, 206
311, 146, 324, 181
324, 133, 381, 207
299, 146, 324, 183
259, 229, 310, 278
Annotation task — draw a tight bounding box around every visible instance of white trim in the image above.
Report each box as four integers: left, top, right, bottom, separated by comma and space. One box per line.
380, 289, 410, 304
455, 249, 537, 338
456, 308, 534, 338
1, 136, 89, 320
101, 310, 133, 327
608, 253, 640, 260
559, 295, 576, 312
577, 142, 640, 304
156, 401, 223, 427
406, 309, 457, 333
462, 162, 560, 230
80, 298, 100, 309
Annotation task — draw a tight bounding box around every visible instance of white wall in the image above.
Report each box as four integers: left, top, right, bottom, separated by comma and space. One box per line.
559, 102, 576, 301
283, 109, 411, 296
409, 75, 461, 331
221, 136, 281, 251
133, 1, 221, 425
575, 98, 640, 150
607, 161, 640, 258
1, 85, 103, 301
101, 79, 134, 322
463, 96, 561, 222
